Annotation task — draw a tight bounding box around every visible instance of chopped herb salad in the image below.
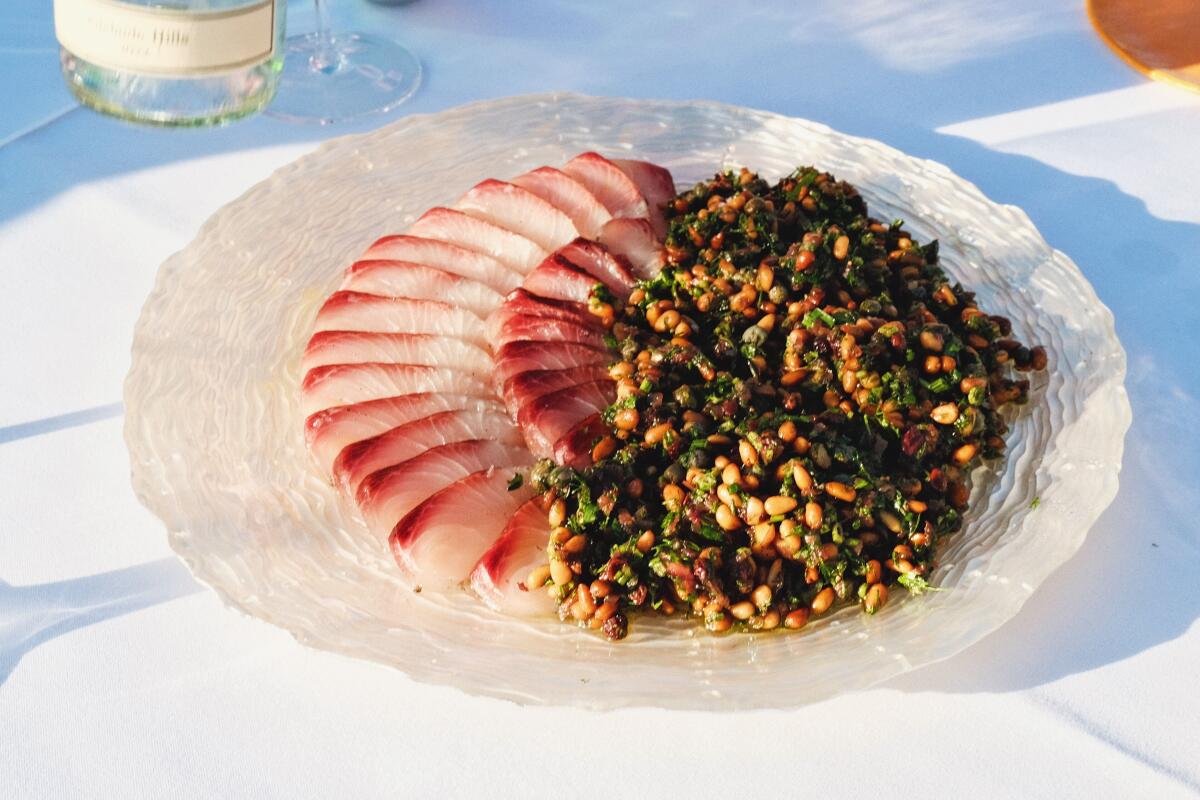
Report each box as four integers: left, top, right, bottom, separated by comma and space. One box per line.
525, 166, 1047, 639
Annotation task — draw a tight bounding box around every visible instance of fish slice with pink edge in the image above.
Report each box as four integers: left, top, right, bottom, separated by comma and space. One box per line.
469, 498, 556, 616
407, 207, 547, 274
517, 379, 615, 460
493, 313, 608, 350
493, 340, 610, 392
454, 179, 579, 253
390, 467, 537, 585
312, 291, 487, 346
563, 152, 650, 221
612, 158, 676, 238
302, 331, 493, 374
356, 439, 533, 542
511, 166, 612, 238
333, 407, 522, 497
339, 261, 502, 318
359, 236, 523, 294
305, 393, 504, 479
597, 217, 665, 280
301, 363, 490, 416
500, 365, 611, 417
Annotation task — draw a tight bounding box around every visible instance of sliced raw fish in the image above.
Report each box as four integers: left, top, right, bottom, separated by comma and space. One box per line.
313, 291, 487, 346
356, 439, 532, 542
486, 288, 596, 342
305, 394, 503, 479
495, 313, 607, 350
301, 363, 490, 416
454, 179, 578, 252
390, 468, 537, 584
339, 261, 502, 318
556, 239, 635, 296
553, 413, 609, 468
302, 331, 492, 374
612, 158, 676, 238
407, 207, 547, 274
597, 217, 665, 280
469, 498, 555, 616
517, 379, 615, 459
523, 255, 604, 305
501, 365, 611, 415
511, 167, 611, 239
563, 152, 649, 221
493, 340, 609, 391
359, 236, 522, 294
334, 408, 522, 496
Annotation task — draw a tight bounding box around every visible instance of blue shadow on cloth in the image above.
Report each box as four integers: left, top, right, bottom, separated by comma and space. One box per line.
0, 402, 124, 445
0, 558, 202, 686
874, 125, 1200, 696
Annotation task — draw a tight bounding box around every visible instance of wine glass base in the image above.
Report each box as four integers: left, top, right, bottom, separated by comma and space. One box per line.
267, 32, 422, 124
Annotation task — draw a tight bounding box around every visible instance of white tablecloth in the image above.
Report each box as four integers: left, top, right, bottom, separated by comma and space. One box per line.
3, 1, 1199, 796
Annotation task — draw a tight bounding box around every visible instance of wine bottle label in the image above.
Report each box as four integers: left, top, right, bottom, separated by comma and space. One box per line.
54, 0, 275, 76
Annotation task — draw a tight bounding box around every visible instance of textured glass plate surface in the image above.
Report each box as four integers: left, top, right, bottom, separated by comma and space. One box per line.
124, 93, 1130, 710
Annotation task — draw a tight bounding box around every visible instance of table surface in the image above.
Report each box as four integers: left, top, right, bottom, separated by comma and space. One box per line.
3, 0, 1199, 796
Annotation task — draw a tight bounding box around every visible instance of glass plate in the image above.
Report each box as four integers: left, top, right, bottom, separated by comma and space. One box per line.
124, 93, 1130, 710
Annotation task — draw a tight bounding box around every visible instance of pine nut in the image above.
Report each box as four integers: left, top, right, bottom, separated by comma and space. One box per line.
764, 495, 797, 515
756, 263, 775, 291
745, 496, 765, 525
833, 235, 850, 260
864, 583, 888, 614
784, 464, 811, 497
804, 501, 824, 530
731, 601, 756, 620
591, 436, 617, 462
777, 535, 802, 559
811, 587, 836, 614
644, 422, 672, 445
716, 503, 742, 530
784, 608, 810, 629
526, 564, 551, 590
614, 407, 640, 430
825, 482, 857, 502
594, 597, 619, 622
636, 531, 656, 553
576, 583, 597, 616
931, 403, 959, 424
547, 498, 566, 527
550, 560, 573, 585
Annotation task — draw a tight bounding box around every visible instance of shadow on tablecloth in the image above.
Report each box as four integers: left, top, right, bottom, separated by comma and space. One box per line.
878, 128, 1200, 696
0, 557, 201, 686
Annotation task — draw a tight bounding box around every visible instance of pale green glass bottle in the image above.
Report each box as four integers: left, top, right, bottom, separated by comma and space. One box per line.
54, 0, 287, 127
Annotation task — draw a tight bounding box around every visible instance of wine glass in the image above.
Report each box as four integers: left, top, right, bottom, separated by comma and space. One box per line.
267, 0, 422, 124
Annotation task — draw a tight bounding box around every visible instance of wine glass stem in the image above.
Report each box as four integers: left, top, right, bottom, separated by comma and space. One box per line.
310, 0, 339, 72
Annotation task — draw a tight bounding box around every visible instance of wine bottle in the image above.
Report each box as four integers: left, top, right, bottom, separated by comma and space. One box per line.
54, 0, 286, 127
